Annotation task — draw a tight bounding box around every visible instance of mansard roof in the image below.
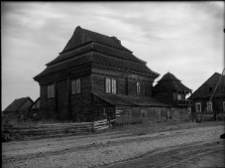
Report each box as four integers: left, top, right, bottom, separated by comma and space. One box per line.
34, 26, 159, 81
93, 91, 171, 107
154, 72, 191, 93
46, 42, 144, 66
34, 52, 159, 80
189, 72, 225, 99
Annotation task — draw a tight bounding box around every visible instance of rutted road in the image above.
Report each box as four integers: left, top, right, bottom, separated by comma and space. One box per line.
2, 122, 224, 168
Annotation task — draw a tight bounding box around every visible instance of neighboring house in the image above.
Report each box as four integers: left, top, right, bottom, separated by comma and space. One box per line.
34, 26, 171, 122
189, 72, 225, 115
3, 97, 34, 119
152, 72, 192, 118
29, 97, 41, 118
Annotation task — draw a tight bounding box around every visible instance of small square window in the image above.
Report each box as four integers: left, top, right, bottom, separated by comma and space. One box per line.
209, 87, 213, 92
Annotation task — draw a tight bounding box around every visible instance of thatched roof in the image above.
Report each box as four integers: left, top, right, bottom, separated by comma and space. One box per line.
93, 91, 171, 107
4, 97, 33, 112
154, 72, 192, 93
189, 72, 225, 100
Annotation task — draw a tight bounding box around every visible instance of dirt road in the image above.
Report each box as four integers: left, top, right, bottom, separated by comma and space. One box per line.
2, 122, 225, 168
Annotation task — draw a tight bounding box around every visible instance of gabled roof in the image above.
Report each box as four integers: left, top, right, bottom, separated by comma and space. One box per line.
154, 72, 191, 92
189, 72, 225, 99
158, 72, 180, 83
4, 97, 33, 112
62, 26, 132, 53
93, 92, 171, 107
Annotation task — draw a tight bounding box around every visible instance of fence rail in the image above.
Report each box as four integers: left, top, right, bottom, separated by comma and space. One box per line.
3, 119, 110, 139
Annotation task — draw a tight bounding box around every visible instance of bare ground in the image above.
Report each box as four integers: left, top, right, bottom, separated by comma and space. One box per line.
2, 121, 225, 168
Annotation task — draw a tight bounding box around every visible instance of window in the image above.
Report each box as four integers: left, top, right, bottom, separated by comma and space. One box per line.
137, 82, 141, 95
105, 78, 116, 94
177, 94, 182, 100
195, 102, 201, 112
106, 78, 111, 93
209, 87, 213, 92
72, 78, 81, 94
112, 78, 116, 94
141, 109, 147, 117
47, 84, 55, 98
223, 101, 225, 111
207, 102, 213, 112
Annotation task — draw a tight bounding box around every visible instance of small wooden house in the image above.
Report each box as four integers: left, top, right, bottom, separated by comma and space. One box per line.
189, 72, 225, 114
34, 26, 171, 122
3, 97, 34, 120
152, 72, 192, 118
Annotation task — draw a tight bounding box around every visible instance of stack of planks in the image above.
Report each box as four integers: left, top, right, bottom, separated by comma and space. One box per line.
5, 122, 94, 140
4, 120, 110, 140
93, 119, 109, 131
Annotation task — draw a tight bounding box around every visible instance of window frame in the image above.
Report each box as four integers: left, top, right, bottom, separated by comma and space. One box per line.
111, 78, 116, 94
195, 102, 201, 112
206, 101, 213, 112
71, 78, 81, 95
177, 94, 182, 100
47, 84, 55, 98
209, 87, 213, 92
105, 77, 117, 94
223, 101, 225, 111
105, 78, 111, 93
137, 82, 141, 95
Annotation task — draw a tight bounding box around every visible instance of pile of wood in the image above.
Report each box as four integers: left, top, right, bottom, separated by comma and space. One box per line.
94, 119, 109, 131
4, 120, 110, 140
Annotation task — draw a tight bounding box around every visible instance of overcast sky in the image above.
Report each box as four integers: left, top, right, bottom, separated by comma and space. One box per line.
2, 2, 224, 110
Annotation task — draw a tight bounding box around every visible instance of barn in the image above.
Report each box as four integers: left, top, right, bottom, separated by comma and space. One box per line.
3, 97, 34, 120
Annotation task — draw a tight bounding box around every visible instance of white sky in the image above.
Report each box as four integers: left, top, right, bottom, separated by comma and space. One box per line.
1, 2, 224, 110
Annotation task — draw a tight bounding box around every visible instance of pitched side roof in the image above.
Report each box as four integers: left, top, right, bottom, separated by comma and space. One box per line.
62, 26, 132, 53
4, 97, 33, 112
189, 72, 225, 99
93, 92, 171, 107
154, 72, 191, 92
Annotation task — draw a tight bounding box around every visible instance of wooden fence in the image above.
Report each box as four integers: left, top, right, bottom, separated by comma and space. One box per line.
3, 119, 110, 140
94, 119, 109, 131
196, 112, 225, 122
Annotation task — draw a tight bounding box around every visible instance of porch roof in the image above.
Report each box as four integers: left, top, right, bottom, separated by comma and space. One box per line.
92, 92, 171, 107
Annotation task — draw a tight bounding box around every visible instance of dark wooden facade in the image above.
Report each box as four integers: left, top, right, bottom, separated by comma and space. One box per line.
189, 72, 225, 114
152, 72, 192, 107
34, 26, 172, 122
